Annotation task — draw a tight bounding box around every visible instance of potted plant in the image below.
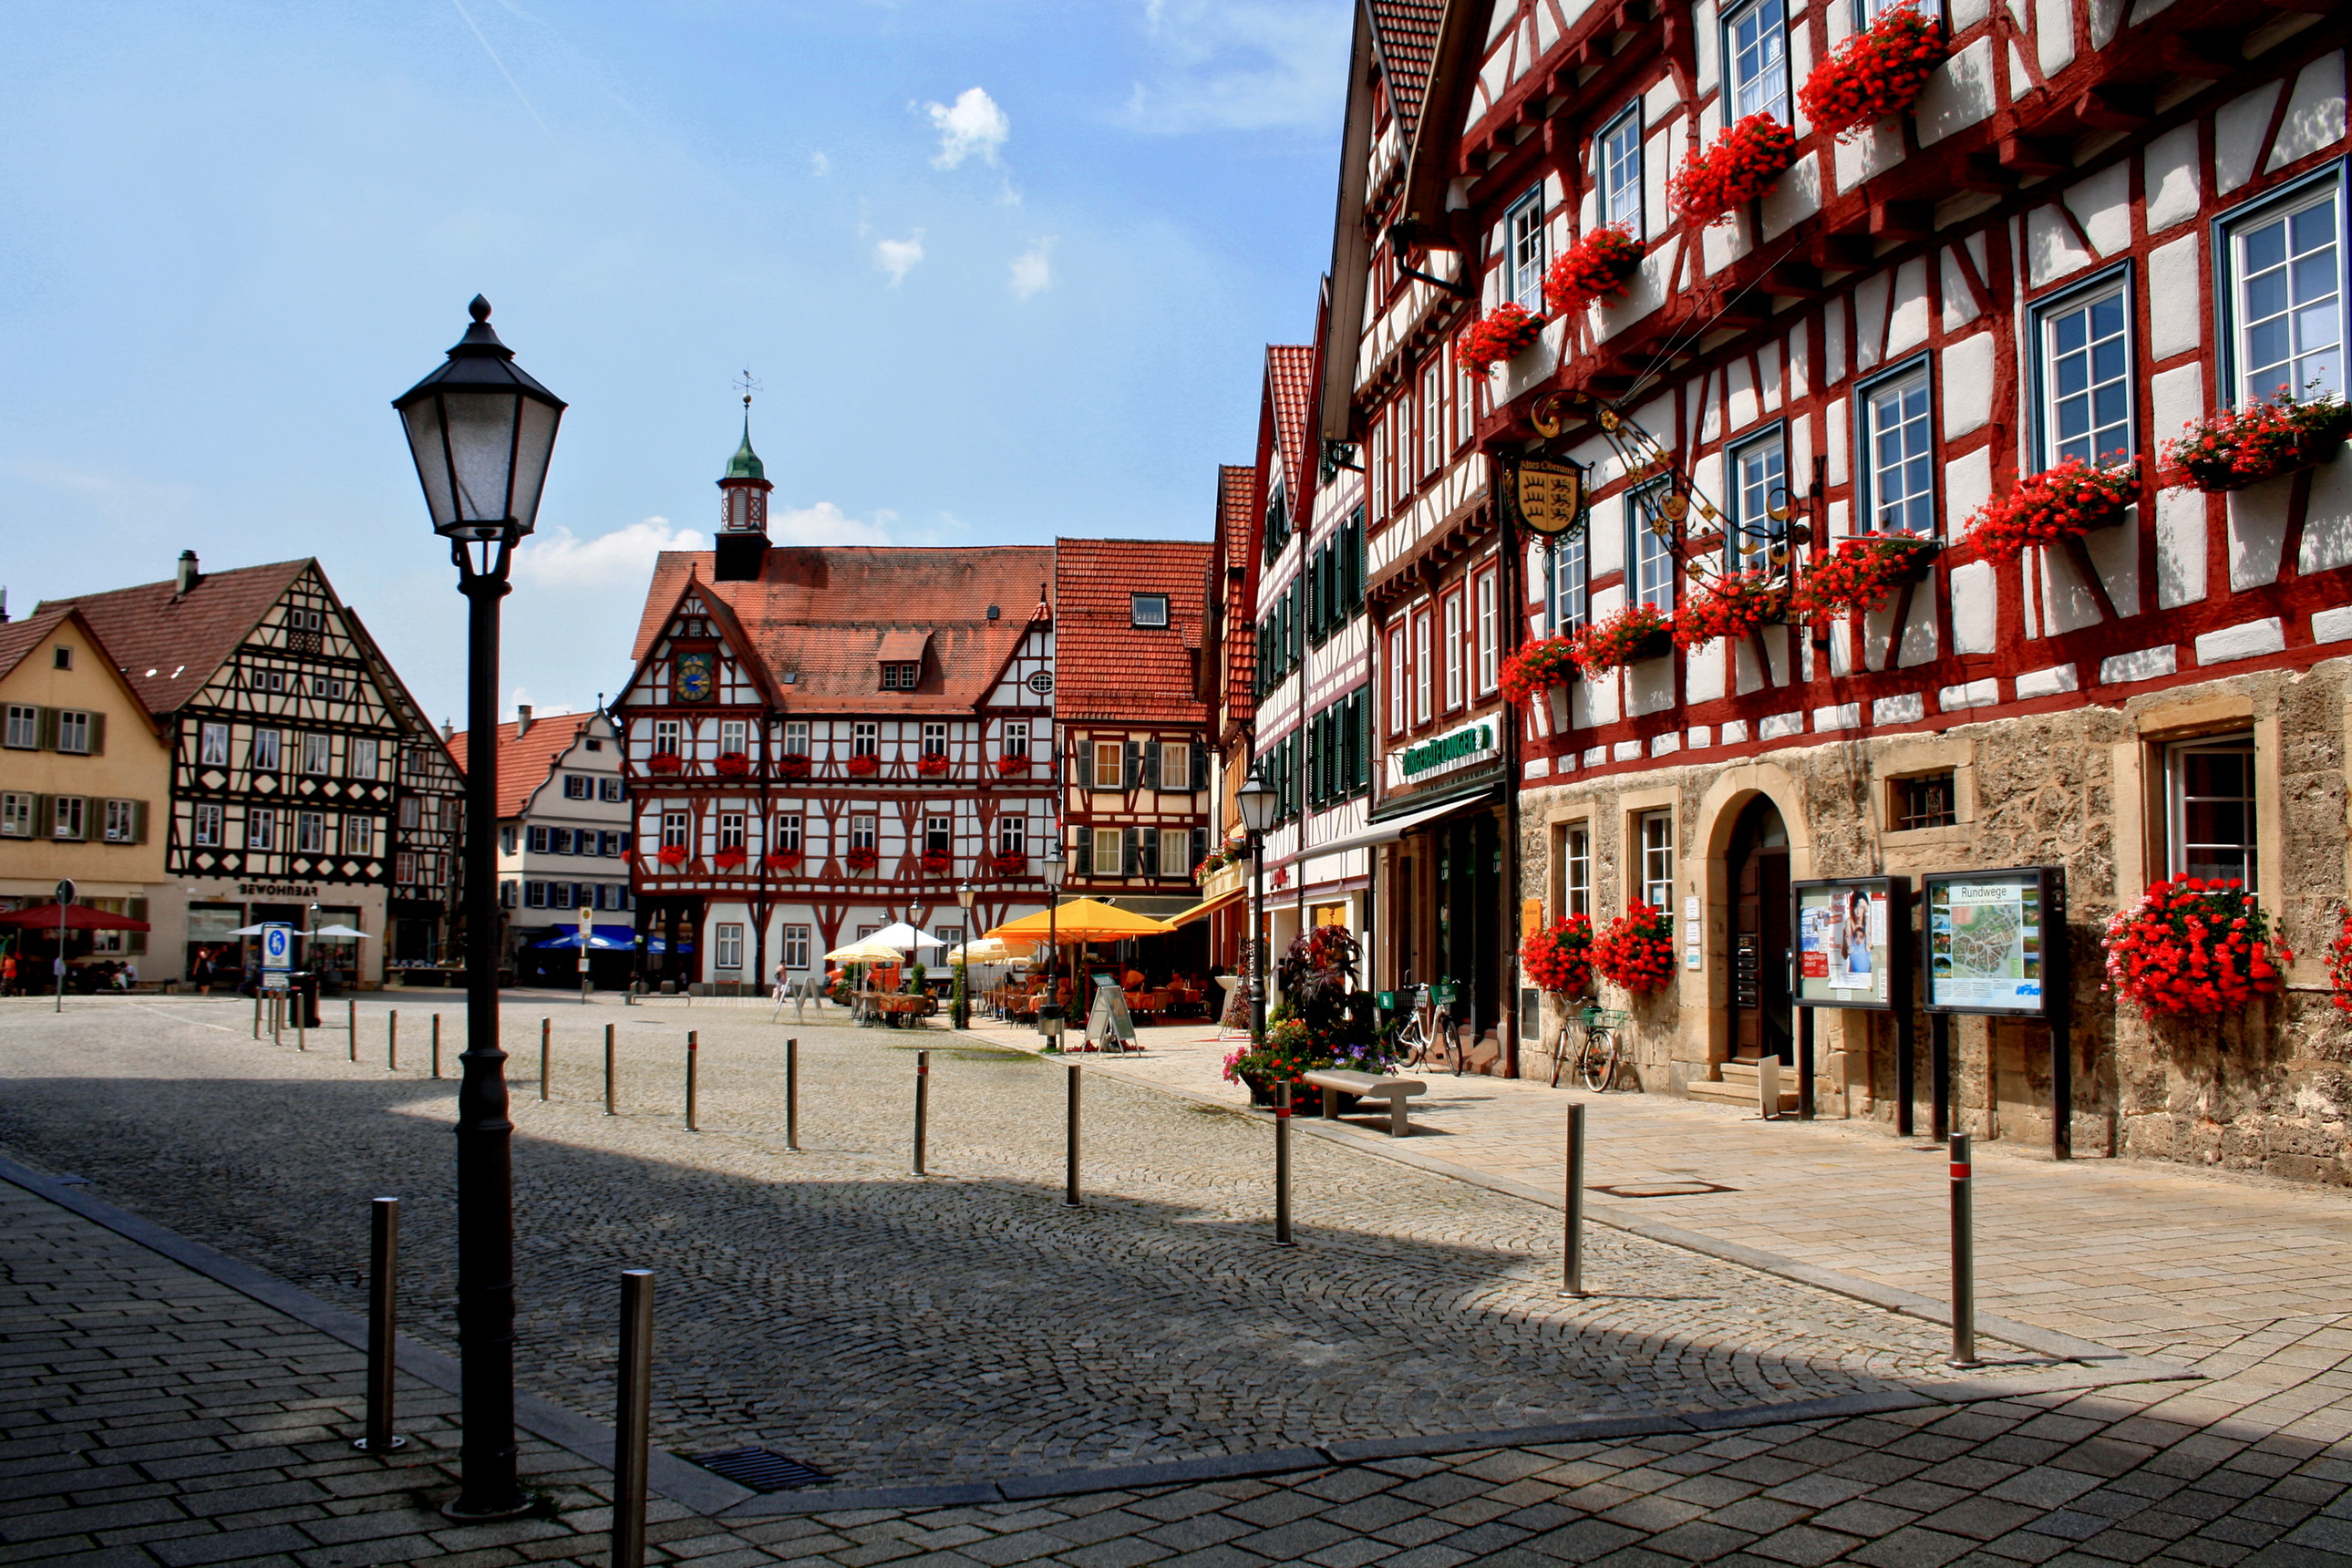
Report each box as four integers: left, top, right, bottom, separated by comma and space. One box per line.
1965, 457, 2139, 561
2161, 387, 2352, 491
846, 753, 881, 778
1221, 1014, 1328, 1109
1522, 914, 1596, 995
1672, 571, 1787, 648
845, 846, 879, 872
1798, 4, 1945, 140
1593, 903, 1676, 993
1500, 632, 1584, 706
995, 752, 1031, 776
763, 850, 803, 872
990, 851, 1028, 876
917, 753, 951, 777
919, 850, 953, 876
1543, 225, 1644, 314
2103, 879, 2289, 1017
1668, 114, 1800, 227
1570, 603, 1676, 673
1456, 301, 1545, 376
715, 751, 750, 778
1789, 535, 1941, 618
647, 751, 684, 775
713, 846, 748, 870
778, 753, 812, 781
655, 843, 688, 868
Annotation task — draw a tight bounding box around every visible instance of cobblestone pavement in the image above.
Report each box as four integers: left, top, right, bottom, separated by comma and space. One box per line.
3, 996, 2118, 1494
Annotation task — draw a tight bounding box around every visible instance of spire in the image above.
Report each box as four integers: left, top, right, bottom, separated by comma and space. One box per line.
726, 416, 765, 481
714, 371, 775, 581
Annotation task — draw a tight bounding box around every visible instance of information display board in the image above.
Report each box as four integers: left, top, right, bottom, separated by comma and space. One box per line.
1920, 867, 2060, 1016
1790, 877, 1906, 1010
260, 923, 293, 991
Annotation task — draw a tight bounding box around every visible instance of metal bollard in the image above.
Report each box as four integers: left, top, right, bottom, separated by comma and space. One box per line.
273, 993, 283, 1046
786, 1037, 799, 1151
686, 1031, 699, 1132
1066, 1064, 1082, 1207
430, 1014, 441, 1080
913, 1050, 930, 1175
1949, 1131, 1979, 1367
253, 994, 262, 1040
611, 1270, 655, 1568
388, 1009, 398, 1071
296, 1000, 306, 1052
540, 1018, 551, 1102
604, 1023, 616, 1116
348, 999, 357, 1062
1563, 1102, 1588, 1298
1273, 1081, 1295, 1245
355, 1197, 407, 1453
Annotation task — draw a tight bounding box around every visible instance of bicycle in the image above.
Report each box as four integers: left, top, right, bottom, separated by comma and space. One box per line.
1551, 1002, 1632, 1091
1395, 986, 1457, 1072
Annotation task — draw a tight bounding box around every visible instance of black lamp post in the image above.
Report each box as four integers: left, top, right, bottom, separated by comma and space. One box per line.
953, 882, 975, 1028
1041, 849, 1067, 1045
1233, 764, 1280, 1047
393, 296, 564, 1521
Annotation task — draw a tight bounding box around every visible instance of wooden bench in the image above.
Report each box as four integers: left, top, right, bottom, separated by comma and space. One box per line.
1302, 1068, 1427, 1137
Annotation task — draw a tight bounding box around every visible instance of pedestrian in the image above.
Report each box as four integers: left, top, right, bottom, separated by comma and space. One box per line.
1, 950, 15, 996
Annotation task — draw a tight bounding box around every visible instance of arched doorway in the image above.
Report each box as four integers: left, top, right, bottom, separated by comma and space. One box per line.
1728, 797, 1792, 1063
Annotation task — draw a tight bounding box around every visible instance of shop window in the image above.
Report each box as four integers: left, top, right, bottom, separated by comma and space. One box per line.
2167, 735, 2257, 889
2037, 273, 2135, 467
1597, 103, 1644, 238
1859, 366, 1935, 535
1725, 0, 1790, 122
1892, 771, 1958, 830
2221, 180, 2342, 406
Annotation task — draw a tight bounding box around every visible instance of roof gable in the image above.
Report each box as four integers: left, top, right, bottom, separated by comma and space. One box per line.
448, 709, 598, 820
1054, 537, 1213, 726
38, 559, 311, 716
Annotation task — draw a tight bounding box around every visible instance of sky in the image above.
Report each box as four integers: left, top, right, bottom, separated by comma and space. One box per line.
0, 0, 1348, 729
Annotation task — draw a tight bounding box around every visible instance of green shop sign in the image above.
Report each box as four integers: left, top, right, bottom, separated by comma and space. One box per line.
1400, 721, 1494, 779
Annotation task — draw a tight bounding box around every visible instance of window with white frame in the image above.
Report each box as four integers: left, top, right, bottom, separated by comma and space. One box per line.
562, 774, 591, 799
719, 718, 748, 755
193, 802, 222, 846
660, 811, 689, 849
1475, 572, 1499, 694
850, 814, 876, 850
2167, 735, 2257, 890
1093, 826, 1123, 875
56, 711, 91, 754
1597, 104, 1644, 237
600, 777, 624, 801
399, 796, 419, 830
1552, 528, 1590, 635
2224, 183, 2342, 406
1506, 188, 1547, 311
2039, 279, 2134, 467
50, 795, 85, 841
1629, 484, 1676, 610
774, 813, 802, 851
4, 705, 35, 749
1421, 362, 1444, 475
922, 721, 947, 758
350, 737, 378, 779
2, 792, 34, 837
201, 722, 230, 765
716, 923, 745, 971
1413, 610, 1434, 723
1564, 822, 1593, 919
1160, 829, 1191, 879
1443, 593, 1465, 709
1161, 740, 1191, 790
782, 720, 810, 756
718, 813, 745, 850
1638, 810, 1675, 931
1093, 738, 1125, 789
1130, 593, 1171, 627
924, 815, 951, 853
997, 815, 1026, 856
1862, 367, 1935, 535
1004, 719, 1030, 759
396, 851, 416, 884
245, 807, 274, 851
851, 721, 878, 757
1725, 0, 1790, 121
346, 815, 373, 855
1728, 431, 1789, 570
653, 718, 681, 755
296, 810, 325, 853
1387, 625, 1408, 734
783, 924, 811, 969
102, 799, 137, 843
302, 733, 330, 775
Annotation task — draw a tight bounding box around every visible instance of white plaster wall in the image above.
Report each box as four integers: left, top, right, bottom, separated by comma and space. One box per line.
2026, 205, 2094, 288
2215, 84, 2284, 193
2300, 455, 2352, 574
1914, 39, 1996, 147
2144, 124, 2202, 232
1943, 334, 1996, 439
2147, 237, 2203, 362
2064, 163, 2132, 258
1950, 562, 1999, 653
2269, 51, 2347, 172
2155, 488, 2210, 608
1885, 258, 1931, 357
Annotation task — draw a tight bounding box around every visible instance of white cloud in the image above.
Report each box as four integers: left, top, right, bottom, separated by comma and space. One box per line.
809, 150, 831, 176
514, 516, 707, 589
924, 86, 1010, 168
769, 501, 896, 547
1008, 236, 1056, 299
873, 232, 924, 284
1128, 0, 1349, 133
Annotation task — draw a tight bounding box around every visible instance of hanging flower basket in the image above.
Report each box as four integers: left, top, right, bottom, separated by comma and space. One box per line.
1542, 226, 1644, 314
655, 844, 688, 868
845, 754, 881, 778
2161, 387, 2352, 492
1668, 114, 1799, 227
1456, 301, 1545, 376
1789, 536, 1941, 618
995, 752, 1031, 776
713, 847, 748, 870
917, 753, 951, 777
1522, 915, 1596, 995
778, 753, 811, 780
1594, 903, 1676, 993
714, 751, 750, 778
1499, 633, 1584, 705
763, 850, 803, 872
1570, 603, 1676, 674
990, 851, 1028, 876
2102, 879, 2288, 1018
1798, 5, 1945, 140
919, 851, 954, 876
1672, 571, 1787, 649
1965, 458, 2139, 561
844, 846, 879, 872
647, 751, 684, 775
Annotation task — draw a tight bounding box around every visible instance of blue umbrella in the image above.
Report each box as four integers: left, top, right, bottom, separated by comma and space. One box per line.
532, 924, 665, 952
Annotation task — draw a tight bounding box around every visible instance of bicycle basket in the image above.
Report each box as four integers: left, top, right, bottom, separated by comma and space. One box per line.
1579, 1006, 1631, 1028
1430, 982, 1460, 1006
1376, 991, 1398, 1011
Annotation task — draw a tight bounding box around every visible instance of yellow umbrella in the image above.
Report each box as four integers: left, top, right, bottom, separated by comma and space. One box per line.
985, 898, 1173, 943
825, 940, 906, 963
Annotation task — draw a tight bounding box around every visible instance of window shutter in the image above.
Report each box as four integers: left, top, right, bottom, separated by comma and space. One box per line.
1123, 741, 1141, 790
126, 898, 148, 955
1122, 827, 1140, 878
1074, 830, 1093, 875
1138, 829, 1158, 878
1191, 745, 1209, 792
1143, 741, 1162, 790
1356, 693, 1372, 789
133, 799, 149, 844
1191, 828, 1207, 870
38, 708, 57, 751
88, 712, 106, 756
32, 795, 49, 837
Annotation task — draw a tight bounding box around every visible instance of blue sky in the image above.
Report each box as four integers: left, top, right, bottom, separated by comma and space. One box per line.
0, 1, 1346, 727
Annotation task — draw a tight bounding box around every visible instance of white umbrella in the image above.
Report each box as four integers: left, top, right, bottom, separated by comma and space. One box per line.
825, 940, 907, 964
225, 923, 271, 936
313, 923, 371, 938
948, 937, 1030, 965
867, 922, 945, 952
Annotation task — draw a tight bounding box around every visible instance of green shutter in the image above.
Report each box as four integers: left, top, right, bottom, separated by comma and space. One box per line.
133, 799, 150, 844
31, 795, 49, 837
127, 898, 148, 955
37, 708, 57, 750
88, 712, 106, 756
1122, 827, 1139, 878
1123, 741, 1141, 790
1074, 830, 1093, 876
1143, 740, 1162, 790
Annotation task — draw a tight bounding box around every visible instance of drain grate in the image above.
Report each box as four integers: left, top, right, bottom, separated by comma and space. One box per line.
1588, 1180, 1739, 1199
696, 1448, 830, 1491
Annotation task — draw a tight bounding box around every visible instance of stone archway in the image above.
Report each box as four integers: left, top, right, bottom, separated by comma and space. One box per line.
1687, 765, 1814, 1080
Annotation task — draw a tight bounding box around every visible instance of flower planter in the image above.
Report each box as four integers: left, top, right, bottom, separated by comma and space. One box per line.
919, 853, 953, 876
778, 755, 812, 780
2103, 878, 2288, 1017
763, 851, 803, 872
1668, 115, 1799, 228
1594, 903, 1676, 993
994, 754, 1031, 777
844, 848, 879, 872
1456, 302, 1545, 376
1799, 5, 1944, 140
917, 754, 950, 777
1238, 1073, 1342, 1115
1522, 915, 1595, 995
845, 755, 880, 778
1499, 632, 1584, 707
647, 752, 683, 775
1672, 571, 1788, 649
989, 853, 1028, 876
1543, 226, 1644, 314
715, 752, 750, 778
655, 845, 688, 868
1790, 536, 1941, 618
2162, 393, 2352, 492
1570, 605, 1676, 674
1965, 458, 2139, 561
713, 849, 748, 871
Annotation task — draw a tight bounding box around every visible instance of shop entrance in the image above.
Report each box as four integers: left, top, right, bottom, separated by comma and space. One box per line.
1728, 797, 1792, 1063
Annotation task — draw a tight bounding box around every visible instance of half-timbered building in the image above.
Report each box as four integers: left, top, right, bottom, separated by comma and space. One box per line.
1202, 465, 1264, 968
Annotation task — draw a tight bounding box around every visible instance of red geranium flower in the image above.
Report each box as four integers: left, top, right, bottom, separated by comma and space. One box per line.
1965, 458, 2139, 561
1787, 536, 1939, 618
1542, 226, 1644, 314
1522, 915, 1596, 995
2161, 386, 2352, 492
1667, 115, 1798, 227
1594, 903, 1676, 994
1798, 5, 1944, 139
2102, 879, 2289, 1017
1672, 571, 1786, 649
1456, 302, 1545, 376
1569, 603, 1676, 674
1500, 634, 1584, 705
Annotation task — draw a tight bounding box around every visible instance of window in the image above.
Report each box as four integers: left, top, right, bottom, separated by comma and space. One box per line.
193, 802, 222, 846
0, 704, 41, 750
52, 645, 71, 670
253, 729, 282, 771
1161, 741, 1191, 790
850, 814, 877, 850
852, 722, 879, 757
1597, 104, 1645, 238
56, 711, 91, 755
1004, 719, 1030, 759
346, 815, 373, 855
1, 792, 32, 837
1861, 368, 1935, 535
1563, 823, 1593, 919
1893, 772, 1958, 830
1475, 572, 1499, 694
1161, 828, 1191, 880
527, 825, 550, 853
100, 799, 134, 843
2223, 183, 2342, 406
1551, 529, 1590, 635
563, 774, 592, 799
51, 797, 88, 840
925, 815, 952, 852
1443, 593, 1466, 710
296, 811, 326, 853
312, 676, 346, 700
718, 813, 746, 850
654, 718, 682, 755
1638, 810, 1675, 934
1412, 611, 1433, 723
1506, 188, 1546, 312
1421, 361, 1445, 476
881, 661, 921, 690
1093, 739, 1124, 789
1629, 483, 1677, 611
782, 720, 810, 756
783, 924, 811, 969
719, 719, 748, 755
2168, 736, 2257, 889
661, 811, 689, 849
922, 721, 947, 758
396, 851, 416, 885
400, 796, 421, 830
1131, 593, 1170, 627
998, 815, 1026, 855
1093, 826, 1123, 875
2039, 279, 2134, 466
199, 722, 230, 765
350, 737, 378, 779
775, 813, 803, 851
244, 807, 274, 850
1728, 431, 1789, 570
1725, 0, 1790, 121
600, 777, 625, 802
301, 733, 330, 775
1387, 625, 1408, 734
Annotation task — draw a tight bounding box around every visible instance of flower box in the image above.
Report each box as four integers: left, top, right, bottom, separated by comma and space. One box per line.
919, 851, 954, 875
1668, 115, 1799, 227
713, 847, 747, 870
1593, 903, 1676, 993
714, 752, 750, 778
1672, 571, 1787, 649
844, 846, 878, 872
1522, 914, 1596, 995
917, 753, 950, 777
1500, 632, 1584, 706
2161, 389, 2352, 492
1798, 4, 1944, 140
1569, 603, 1676, 674
1542, 226, 1644, 314
778, 753, 811, 780
994, 752, 1032, 777
990, 851, 1028, 876
2103, 879, 2288, 1017
1789, 536, 1940, 618
1456, 302, 1545, 376
647, 752, 684, 775
763, 851, 803, 872
655, 844, 687, 868
1965, 458, 2138, 561
845, 754, 881, 778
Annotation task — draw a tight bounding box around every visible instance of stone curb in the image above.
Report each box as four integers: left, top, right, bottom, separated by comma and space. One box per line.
0, 1151, 757, 1519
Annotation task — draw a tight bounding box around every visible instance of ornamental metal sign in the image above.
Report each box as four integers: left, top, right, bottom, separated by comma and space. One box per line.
1390, 718, 1496, 788
1514, 458, 1585, 536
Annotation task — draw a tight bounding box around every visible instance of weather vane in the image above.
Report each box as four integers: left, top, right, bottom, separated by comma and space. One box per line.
733, 366, 762, 410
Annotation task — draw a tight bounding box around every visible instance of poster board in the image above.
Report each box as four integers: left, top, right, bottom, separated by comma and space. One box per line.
1086, 976, 1137, 1048
1921, 866, 2061, 1016
1790, 876, 1905, 1010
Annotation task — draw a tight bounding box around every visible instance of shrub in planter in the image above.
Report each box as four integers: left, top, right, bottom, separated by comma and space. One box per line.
1500, 633, 1584, 706
845, 753, 881, 777
1570, 603, 1676, 674
1522, 915, 1596, 995
1672, 571, 1787, 649
919, 851, 953, 875
1542, 225, 1644, 314
763, 850, 803, 872
917, 753, 950, 776
1965, 457, 2139, 561
2102, 878, 2288, 1018
1456, 301, 1545, 376
1789, 536, 1940, 618
655, 843, 688, 867
2161, 387, 2352, 492
844, 846, 879, 872
989, 851, 1028, 876
1668, 114, 1799, 227
994, 752, 1031, 776
714, 751, 750, 778
1593, 903, 1676, 993
713, 847, 748, 870
1798, 4, 1944, 140
647, 751, 684, 775
778, 753, 811, 780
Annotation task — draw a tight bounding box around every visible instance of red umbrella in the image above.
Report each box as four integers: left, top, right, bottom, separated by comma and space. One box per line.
0, 904, 150, 932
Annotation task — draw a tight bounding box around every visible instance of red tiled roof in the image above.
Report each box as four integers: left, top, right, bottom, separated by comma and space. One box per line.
1214, 466, 1260, 723
1267, 346, 1316, 493
447, 710, 596, 820
875, 629, 932, 664
1368, 0, 1445, 136
1053, 538, 1214, 727
0, 604, 76, 686
629, 547, 1054, 715
39, 560, 310, 716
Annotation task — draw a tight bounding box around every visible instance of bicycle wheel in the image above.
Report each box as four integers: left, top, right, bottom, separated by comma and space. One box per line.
1577, 1027, 1618, 1092
1549, 1027, 1569, 1088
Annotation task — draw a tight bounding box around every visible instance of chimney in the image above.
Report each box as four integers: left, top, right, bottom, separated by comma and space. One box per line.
514, 705, 533, 738
175, 550, 201, 597
441, 718, 456, 743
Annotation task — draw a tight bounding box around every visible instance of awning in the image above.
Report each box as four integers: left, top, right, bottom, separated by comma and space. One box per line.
1164, 887, 1244, 926
1268, 789, 1499, 870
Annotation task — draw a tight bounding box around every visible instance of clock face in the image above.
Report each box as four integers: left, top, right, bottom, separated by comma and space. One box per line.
673, 651, 717, 703
1027, 670, 1054, 695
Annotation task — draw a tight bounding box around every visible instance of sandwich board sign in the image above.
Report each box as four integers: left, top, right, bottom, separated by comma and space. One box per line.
261, 923, 294, 990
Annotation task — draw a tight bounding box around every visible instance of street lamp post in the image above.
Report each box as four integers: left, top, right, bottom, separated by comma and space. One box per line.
1233, 765, 1280, 1047
393, 296, 564, 1521
953, 883, 975, 1029
1041, 850, 1067, 1047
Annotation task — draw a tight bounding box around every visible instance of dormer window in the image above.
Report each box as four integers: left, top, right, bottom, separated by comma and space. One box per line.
1130, 594, 1170, 628
882, 662, 921, 691
874, 629, 933, 691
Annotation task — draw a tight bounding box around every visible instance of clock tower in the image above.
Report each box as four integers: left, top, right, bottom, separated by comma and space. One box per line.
713, 416, 772, 583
